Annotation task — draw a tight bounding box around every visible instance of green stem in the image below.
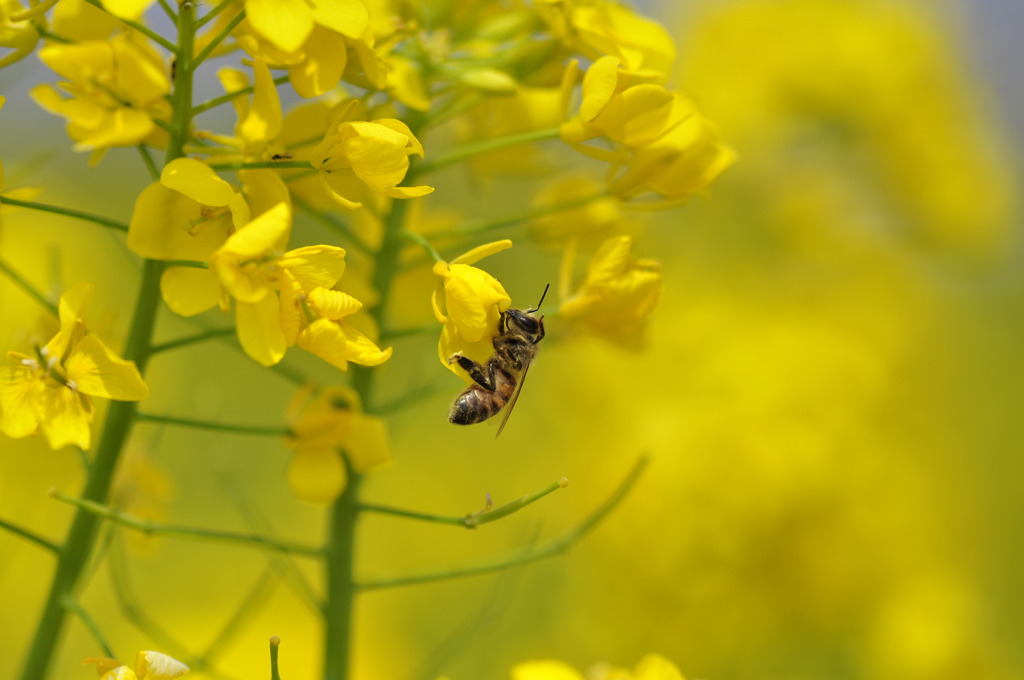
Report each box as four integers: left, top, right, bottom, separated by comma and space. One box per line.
0, 517, 59, 554
359, 477, 568, 528
192, 76, 289, 116
0, 257, 58, 315
209, 160, 312, 172
358, 456, 648, 591
400, 230, 442, 263
151, 328, 235, 354
269, 637, 282, 680
137, 145, 161, 181
61, 596, 115, 657
82, 0, 176, 51
0, 197, 128, 232
413, 126, 561, 177
135, 412, 289, 437
192, 10, 245, 69
323, 468, 361, 680
50, 490, 324, 557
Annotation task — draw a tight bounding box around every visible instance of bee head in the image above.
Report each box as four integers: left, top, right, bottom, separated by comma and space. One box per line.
501, 307, 545, 343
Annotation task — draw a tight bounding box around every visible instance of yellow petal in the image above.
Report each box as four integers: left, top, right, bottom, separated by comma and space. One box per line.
99, 666, 137, 680
239, 169, 290, 219
239, 59, 282, 144
278, 269, 304, 346
287, 26, 346, 98
345, 414, 390, 473
307, 288, 362, 319
64, 334, 149, 401
310, 0, 369, 40
317, 171, 364, 210
135, 651, 189, 680
38, 382, 93, 450
246, 0, 314, 53
161, 158, 237, 207
279, 245, 346, 291
98, 0, 154, 21
450, 239, 512, 266
236, 297, 287, 366
288, 446, 346, 504
296, 318, 392, 370
0, 369, 43, 439
632, 654, 685, 680
580, 55, 621, 121
128, 183, 234, 261
443, 264, 510, 342
160, 267, 221, 317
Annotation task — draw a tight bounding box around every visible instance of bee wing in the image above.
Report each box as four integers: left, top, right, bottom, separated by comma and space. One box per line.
495, 359, 532, 437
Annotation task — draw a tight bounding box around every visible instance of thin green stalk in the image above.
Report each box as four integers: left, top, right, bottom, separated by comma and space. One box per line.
269, 637, 282, 680
208, 160, 313, 172
401, 230, 443, 263
192, 76, 289, 116
192, 10, 245, 69
413, 126, 561, 177
137, 145, 161, 181
0, 517, 59, 554
0, 197, 128, 232
359, 477, 568, 528
50, 490, 324, 557
197, 0, 231, 28
135, 412, 290, 437
151, 328, 235, 354
157, 0, 177, 21
0, 257, 58, 315
81, 0, 176, 51
357, 456, 648, 591
61, 596, 115, 657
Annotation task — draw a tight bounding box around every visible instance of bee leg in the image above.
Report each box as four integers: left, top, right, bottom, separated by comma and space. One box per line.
448, 354, 496, 391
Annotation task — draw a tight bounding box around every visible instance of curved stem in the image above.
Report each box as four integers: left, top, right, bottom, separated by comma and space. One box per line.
413, 126, 561, 177
0, 257, 58, 315
135, 411, 289, 437
0, 197, 128, 232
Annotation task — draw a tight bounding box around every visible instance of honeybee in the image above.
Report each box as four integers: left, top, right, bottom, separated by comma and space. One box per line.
447, 285, 548, 436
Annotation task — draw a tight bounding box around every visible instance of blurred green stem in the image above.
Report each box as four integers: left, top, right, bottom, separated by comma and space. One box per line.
135, 411, 290, 437
17, 7, 195, 678
0, 197, 128, 232
0, 517, 58, 553
413, 126, 561, 177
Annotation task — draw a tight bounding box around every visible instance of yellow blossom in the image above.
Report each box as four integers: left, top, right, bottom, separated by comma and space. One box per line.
310, 103, 434, 209
284, 384, 391, 503
244, 0, 369, 55
84, 651, 189, 680
535, 0, 676, 80
431, 240, 512, 380
560, 235, 661, 347
561, 56, 734, 202
0, 0, 43, 68
31, 33, 170, 161
292, 287, 393, 370
237, 22, 356, 99
0, 283, 148, 450
208, 58, 284, 159
529, 176, 632, 243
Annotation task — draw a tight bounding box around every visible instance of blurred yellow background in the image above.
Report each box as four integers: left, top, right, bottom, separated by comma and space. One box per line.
2, 1, 1022, 680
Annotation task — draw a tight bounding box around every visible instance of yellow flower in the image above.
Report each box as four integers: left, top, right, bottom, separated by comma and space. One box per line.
292, 287, 393, 370
0, 283, 148, 450
128, 158, 290, 316
529, 176, 631, 243
31, 33, 170, 161
84, 651, 189, 680
244, 0, 369, 55
310, 102, 434, 209
206, 58, 284, 160
237, 22, 355, 99
284, 384, 391, 504
560, 236, 661, 347
561, 56, 734, 203
431, 240, 512, 379
0, 0, 44, 69
535, 0, 676, 80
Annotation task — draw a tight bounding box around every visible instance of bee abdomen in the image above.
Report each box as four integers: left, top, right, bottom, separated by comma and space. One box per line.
448, 386, 507, 425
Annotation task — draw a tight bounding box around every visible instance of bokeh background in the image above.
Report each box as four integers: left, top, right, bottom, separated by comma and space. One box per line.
1, 1, 1022, 679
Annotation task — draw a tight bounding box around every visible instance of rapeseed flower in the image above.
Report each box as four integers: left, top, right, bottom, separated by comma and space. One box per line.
0, 283, 148, 450
84, 651, 189, 680
244, 0, 369, 55
432, 240, 512, 380
310, 101, 434, 209
284, 384, 390, 503
0, 0, 42, 68
205, 59, 284, 160
31, 33, 171, 161
560, 235, 661, 346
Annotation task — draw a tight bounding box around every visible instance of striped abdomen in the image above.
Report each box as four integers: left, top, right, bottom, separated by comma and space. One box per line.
448, 369, 516, 425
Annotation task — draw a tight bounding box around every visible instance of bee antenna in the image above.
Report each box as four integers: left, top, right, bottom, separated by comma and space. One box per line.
531, 283, 550, 313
